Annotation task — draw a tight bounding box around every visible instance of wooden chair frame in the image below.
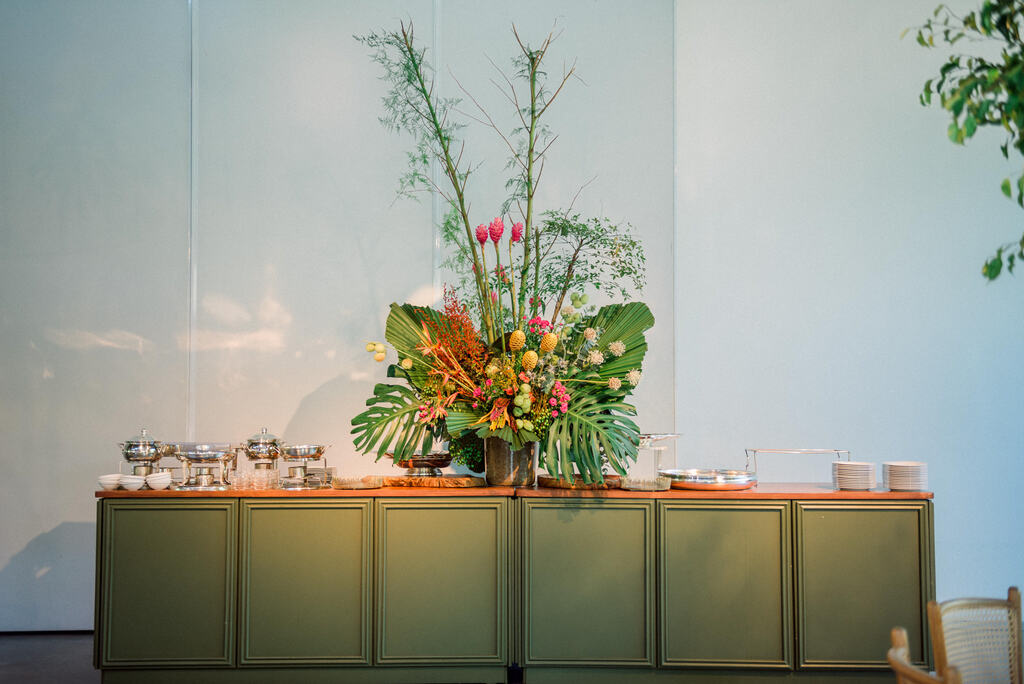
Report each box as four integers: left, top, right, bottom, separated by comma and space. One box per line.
890, 627, 962, 684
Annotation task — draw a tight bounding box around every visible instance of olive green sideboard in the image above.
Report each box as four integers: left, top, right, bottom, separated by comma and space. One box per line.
94, 487, 933, 683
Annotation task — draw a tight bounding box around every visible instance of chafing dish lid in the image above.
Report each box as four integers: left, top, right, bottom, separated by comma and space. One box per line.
124, 428, 160, 447
246, 427, 280, 446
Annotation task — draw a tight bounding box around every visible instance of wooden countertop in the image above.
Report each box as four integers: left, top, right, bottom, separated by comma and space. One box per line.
515, 482, 932, 499
96, 482, 931, 500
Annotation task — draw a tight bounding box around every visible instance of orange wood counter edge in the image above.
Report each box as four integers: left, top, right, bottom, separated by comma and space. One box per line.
96, 482, 932, 500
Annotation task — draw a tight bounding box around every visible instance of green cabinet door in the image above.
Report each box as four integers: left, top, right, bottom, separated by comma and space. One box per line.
239, 499, 371, 665
659, 501, 793, 668
795, 501, 934, 670
521, 498, 655, 666
99, 499, 236, 667
376, 498, 508, 665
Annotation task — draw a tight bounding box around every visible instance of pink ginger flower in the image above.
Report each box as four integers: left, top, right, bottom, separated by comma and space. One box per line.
490, 291, 498, 303
489, 217, 504, 242
475, 224, 488, 244
512, 222, 524, 242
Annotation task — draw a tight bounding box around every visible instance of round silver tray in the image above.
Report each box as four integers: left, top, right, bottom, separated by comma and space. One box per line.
658, 468, 757, 491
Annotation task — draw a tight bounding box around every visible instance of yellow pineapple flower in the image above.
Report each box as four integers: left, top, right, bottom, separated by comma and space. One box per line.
540, 332, 559, 353
509, 329, 526, 351
521, 350, 539, 371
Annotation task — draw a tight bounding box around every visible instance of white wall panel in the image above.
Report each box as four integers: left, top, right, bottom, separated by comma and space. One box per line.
191, 0, 434, 471
0, 0, 190, 629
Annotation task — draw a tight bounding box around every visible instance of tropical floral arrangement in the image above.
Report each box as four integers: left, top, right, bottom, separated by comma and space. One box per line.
350, 23, 654, 483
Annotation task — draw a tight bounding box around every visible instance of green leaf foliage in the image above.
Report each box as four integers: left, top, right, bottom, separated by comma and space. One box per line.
542, 388, 641, 483
909, 0, 1024, 281
351, 383, 438, 461
539, 302, 655, 482
384, 303, 441, 386
578, 302, 655, 380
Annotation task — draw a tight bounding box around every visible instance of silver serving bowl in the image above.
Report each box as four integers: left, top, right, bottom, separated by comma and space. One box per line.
281, 444, 329, 461
119, 429, 164, 463
658, 467, 757, 490
167, 442, 236, 463
238, 427, 282, 461
119, 442, 164, 463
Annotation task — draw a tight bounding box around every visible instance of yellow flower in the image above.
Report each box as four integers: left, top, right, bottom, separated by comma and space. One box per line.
540, 333, 558, 353
522, 350, 539, 371
509, 329, 526, 351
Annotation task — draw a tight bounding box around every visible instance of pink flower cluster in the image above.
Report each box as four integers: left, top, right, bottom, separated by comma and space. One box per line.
474, 217, 523, 244
525, 316, 552, 335
489, 217, 504, 242
548, 381, 570, 418
417, 404, 444, 422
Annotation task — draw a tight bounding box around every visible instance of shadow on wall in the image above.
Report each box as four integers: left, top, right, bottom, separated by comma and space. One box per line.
0, 522, 95, 630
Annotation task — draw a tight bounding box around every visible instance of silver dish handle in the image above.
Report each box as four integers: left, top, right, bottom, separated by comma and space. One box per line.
743, 448, 851, 474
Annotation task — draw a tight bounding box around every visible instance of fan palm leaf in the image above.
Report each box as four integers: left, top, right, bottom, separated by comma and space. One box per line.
384, 303, 441, 387
573, 302, 654, 379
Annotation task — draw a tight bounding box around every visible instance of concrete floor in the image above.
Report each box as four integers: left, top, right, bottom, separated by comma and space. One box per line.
0, 632, 98, 683
0, 632, 526, 683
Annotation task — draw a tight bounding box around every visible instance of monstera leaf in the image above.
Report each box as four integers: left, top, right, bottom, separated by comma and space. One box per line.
539, 302, 654, 482
541, 384, 641, 483
351, 383, 437, 461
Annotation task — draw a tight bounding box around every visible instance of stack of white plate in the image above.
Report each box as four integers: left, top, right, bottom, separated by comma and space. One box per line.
832, 461, 877, 490
883, 461, 928, 491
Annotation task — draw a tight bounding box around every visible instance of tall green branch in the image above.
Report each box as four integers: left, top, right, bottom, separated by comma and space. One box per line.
357, 22, 497, 340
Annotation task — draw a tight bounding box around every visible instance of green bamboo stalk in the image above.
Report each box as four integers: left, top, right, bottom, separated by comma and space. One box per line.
398, 25, 496, 342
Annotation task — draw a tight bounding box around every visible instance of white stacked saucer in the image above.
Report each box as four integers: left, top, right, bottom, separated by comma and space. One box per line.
832, 461, 877, 490
883, 461, 928, 491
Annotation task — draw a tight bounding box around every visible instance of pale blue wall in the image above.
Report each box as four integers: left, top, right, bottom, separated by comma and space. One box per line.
0, 0, 1019, 630
674, 0, 1023, 599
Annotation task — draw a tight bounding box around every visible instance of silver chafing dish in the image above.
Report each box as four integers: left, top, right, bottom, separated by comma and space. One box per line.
236, 427, 282, 469
118, 428, 165, 477
166, 442, 235, 490
279, 443, 331, 490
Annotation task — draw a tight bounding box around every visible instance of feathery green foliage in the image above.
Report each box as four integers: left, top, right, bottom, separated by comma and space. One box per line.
908, 1, 1024, 280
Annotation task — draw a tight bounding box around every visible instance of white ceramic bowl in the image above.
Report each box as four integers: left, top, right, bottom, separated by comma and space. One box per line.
120, 476, 145, 491
145, 473, 172, 490
97, 474, 121, 490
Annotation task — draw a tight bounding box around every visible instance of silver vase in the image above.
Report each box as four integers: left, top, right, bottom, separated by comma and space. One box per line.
483, 438, 537, 486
